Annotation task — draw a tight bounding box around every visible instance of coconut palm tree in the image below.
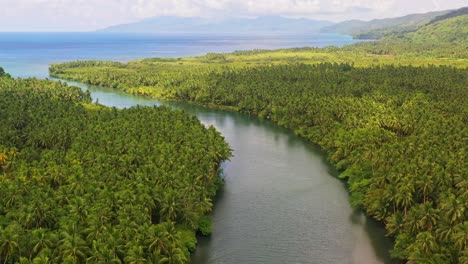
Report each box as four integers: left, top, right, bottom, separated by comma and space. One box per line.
417, 202, 438, 231
396, 183, 414, 217
451, 222, 468, 251
0, 224, 21, 264
124, 245, 148, 264
29, 229, 57, 260
58, 225, 88, 263
415, 232, 437, 255
440, 194, 465, 225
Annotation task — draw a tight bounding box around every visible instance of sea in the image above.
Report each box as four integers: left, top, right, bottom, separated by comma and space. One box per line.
0, 32, 362, 78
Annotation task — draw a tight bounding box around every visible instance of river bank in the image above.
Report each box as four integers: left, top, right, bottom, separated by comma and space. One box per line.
63, 80, 397, 264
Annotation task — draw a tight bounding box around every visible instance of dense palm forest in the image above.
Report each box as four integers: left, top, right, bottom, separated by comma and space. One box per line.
50, 15, 468, 263
51, 61, 468, 262
0, 72, 231, 263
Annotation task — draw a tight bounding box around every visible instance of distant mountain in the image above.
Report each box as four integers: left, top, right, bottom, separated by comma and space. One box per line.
321, 9, 452, 39
99, 16, 334, 35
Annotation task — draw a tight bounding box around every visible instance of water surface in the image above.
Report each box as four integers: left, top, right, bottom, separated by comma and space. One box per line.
0, 32, 361, 78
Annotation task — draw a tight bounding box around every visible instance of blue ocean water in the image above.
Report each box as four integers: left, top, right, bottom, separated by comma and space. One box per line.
0, 32, 361, 78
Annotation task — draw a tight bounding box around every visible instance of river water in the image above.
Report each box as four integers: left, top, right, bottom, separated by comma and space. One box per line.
65, 81, 396, 264
1, 32, 395, 263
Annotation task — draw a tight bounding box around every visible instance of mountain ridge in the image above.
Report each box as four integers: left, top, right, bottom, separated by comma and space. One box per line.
99, 16, 333, 35
397, 14, 468, 44
427, 6, 468, 25
321, 9, 452, 39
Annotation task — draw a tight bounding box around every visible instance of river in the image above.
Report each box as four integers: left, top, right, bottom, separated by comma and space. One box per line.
62, 81, 396, 264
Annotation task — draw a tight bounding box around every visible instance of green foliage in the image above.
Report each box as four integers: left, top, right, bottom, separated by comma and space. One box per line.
0, 76, 231, 263
0, 67, 10, 78
205, 53, 227, 61
178, 229, 197, 253
48, 19, 468, 262
53, 61, 468, 262
197, 216, 212, 236
353, 15, 468, 59
403, 15, 468, 44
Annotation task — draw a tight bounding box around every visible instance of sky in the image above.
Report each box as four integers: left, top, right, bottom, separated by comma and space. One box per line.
0, 0, 467, 31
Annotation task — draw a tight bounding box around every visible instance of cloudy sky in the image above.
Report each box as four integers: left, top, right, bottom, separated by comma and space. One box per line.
1, 0, 467, 31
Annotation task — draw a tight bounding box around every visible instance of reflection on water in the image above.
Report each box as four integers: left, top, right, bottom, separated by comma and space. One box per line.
67, 82, 397, 264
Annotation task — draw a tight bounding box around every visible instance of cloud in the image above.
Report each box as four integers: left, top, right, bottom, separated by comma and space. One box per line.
126, 0, 322, 18
0, 0, 467, 31
126, 0, 388, 18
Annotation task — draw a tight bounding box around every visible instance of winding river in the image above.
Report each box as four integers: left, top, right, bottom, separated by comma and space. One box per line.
1, 32, 396, 263
65, 81, 396, 264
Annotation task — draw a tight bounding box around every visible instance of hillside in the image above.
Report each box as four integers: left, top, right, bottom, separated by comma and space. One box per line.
340, 14, 468, 59
401, 14, 468, 44
428, 6, 468, 25
321, 9, 450, 39
99, 16, 333, 35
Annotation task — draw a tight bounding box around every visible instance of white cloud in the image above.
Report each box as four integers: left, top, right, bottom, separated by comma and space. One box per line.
0, 0, 466, 31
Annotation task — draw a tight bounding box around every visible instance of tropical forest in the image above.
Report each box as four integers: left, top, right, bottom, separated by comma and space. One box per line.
0, 72, 231, 263
50, 12, 468, 264
1, 2, 467, 264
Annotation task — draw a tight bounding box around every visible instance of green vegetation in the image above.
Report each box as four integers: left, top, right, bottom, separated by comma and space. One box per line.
0, 67, 9, 78
321, 9, 450, 39
428, 7, 468, 26
51, 64, 468, 263
50, 15, 468, 262
401, 15, 468, 44
351, 14, 468, 59
52, 62, 468, 262
322, 6, 468, 40
0, 74, 231, 263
